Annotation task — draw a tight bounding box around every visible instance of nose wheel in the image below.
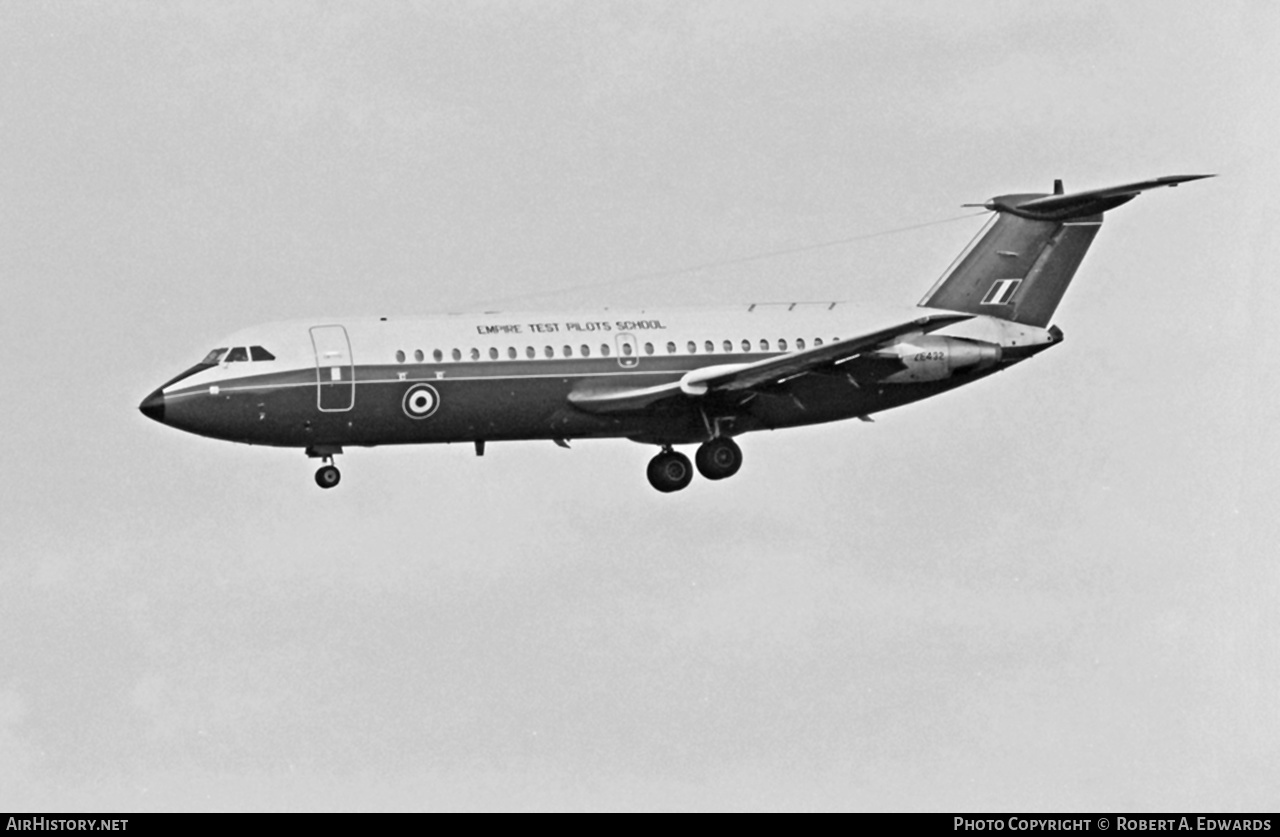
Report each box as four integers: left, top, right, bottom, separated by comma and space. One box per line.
315, 463, 341, 489
307, 446, 344, 489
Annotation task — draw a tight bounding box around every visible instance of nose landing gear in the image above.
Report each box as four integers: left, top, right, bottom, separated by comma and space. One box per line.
314, 463, 341, 489
307, 446, 343, 489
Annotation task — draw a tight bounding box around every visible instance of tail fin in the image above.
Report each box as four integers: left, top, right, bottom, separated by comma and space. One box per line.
918, 175, 1212, 327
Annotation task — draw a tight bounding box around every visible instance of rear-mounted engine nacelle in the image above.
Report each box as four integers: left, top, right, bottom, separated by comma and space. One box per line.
875, 335, 1002, 384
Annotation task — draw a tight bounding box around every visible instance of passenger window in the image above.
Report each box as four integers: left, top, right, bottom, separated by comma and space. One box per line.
489, 347, 499, 360
414, 349, 424, 362
226, 347, 249, 362
508, 347, 517, 360
622, 343, 633, 356
687, 341, 697, 354
760, 339, 770, 351
643, 343, 654, 355
250, 346, 276, 361
705, 341, 714, 353
581, 344, 590, 357
434, 349, 443, 362
796, 338, 805, 350
470, 348, 480, 361
778, 339, 787, 351
526, 346, 535, 359
202, 348, 228, 364
601, 344, 610, 357
741, 340, 750, 352
395, 350, 406, 363
723, 340, 732, 352
814, 338, 824, 347
666, 341, 676, 354
563, 345, 572, 357
545, 346, 554, 358
452, 348, 461, 361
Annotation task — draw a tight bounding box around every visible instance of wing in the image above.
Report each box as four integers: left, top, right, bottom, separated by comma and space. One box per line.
567, 312, 972, 414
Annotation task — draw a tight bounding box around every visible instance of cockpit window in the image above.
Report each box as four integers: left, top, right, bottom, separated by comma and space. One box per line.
250, 346, 276, 361
202, 348, 228, 364
225, 347, 249, 362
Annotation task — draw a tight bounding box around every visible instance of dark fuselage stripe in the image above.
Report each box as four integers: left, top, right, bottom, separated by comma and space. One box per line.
168, 354, 776, 399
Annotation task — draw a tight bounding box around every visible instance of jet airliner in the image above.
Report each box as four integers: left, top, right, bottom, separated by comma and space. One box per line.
139, 175, 1208, 492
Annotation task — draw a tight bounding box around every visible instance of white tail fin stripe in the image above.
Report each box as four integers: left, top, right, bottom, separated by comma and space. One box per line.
981, 279, 1021, 306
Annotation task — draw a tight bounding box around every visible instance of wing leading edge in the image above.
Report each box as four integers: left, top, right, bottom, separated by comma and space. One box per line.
567, 313, 972, 414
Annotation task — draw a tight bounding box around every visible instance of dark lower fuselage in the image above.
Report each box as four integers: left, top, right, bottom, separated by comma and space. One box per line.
156, 352, 1011, 451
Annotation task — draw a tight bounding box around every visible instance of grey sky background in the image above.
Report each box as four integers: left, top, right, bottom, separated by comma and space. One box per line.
2, 1, 1276, 812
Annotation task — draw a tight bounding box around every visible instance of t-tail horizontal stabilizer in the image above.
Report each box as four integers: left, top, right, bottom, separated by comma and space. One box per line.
920, 174, 1212, 327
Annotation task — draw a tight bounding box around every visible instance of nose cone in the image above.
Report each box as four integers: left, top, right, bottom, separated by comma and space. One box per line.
138, 388, 166, 423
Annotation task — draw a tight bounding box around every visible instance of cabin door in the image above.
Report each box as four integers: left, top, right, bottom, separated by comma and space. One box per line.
310, 325, 355, 412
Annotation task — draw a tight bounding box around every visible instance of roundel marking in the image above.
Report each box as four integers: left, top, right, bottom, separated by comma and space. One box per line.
402, 383, 440, 419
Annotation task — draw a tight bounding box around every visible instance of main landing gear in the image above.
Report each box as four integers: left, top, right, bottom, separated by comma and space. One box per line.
647, 448, 694, 493
646, 437, 743, 492
695, 437, 742, 481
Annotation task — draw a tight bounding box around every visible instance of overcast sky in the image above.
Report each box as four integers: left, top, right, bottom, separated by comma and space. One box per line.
2, 1, 1276, 812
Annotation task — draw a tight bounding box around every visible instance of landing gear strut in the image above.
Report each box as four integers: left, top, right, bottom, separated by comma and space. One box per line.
695, 437, 742, 480
647, 448, 694, 493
